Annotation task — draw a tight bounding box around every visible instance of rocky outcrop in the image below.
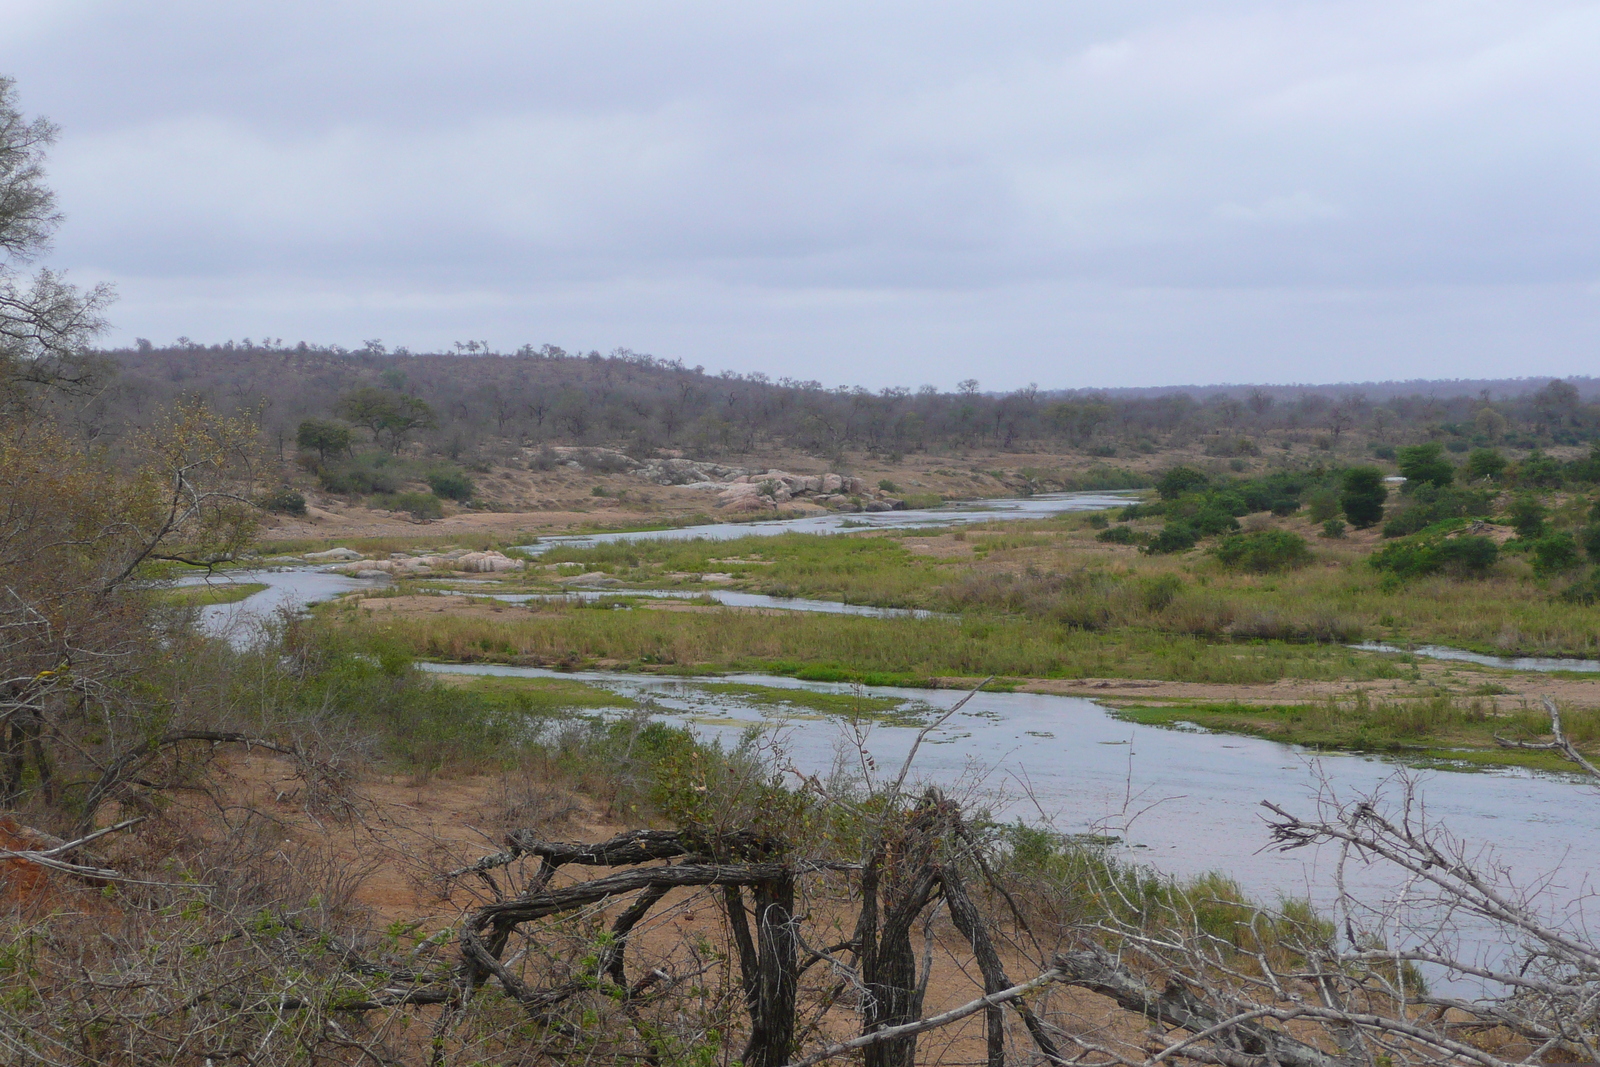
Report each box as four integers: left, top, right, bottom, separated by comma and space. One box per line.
518, 445, 904, 511
335, 549, 524, 576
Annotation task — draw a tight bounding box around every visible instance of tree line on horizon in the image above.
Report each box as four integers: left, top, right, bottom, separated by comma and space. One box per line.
66, 339, 1600, 469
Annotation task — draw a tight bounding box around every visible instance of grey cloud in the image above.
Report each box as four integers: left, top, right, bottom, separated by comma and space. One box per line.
4, 0, 1598, 386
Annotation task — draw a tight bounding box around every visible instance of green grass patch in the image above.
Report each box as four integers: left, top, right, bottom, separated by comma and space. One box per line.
439, 674, 640, 716
159, 581, 269, 607
328, 598, 1412, 686
689, 681, 933, 723
1113, 695, 1600, 774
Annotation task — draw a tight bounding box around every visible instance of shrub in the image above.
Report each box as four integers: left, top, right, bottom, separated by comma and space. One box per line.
1369, 444, 1397, 460
1583, 525, 1600, 561
1511, 449, 1564, 488
1143, 523, 1199, 555
878, 479, 900, 492
425, 466, 475, 501
1561, 567, 1600, 605
1321, 518, 1346, 539
1396, 443, 1454, 491
1212, 529, 1313, 573
1507, 494, 1547, 539
1531, 533, 1581, 577
294, 418, 353, 461
375, 491, 443, 521
1156, 466, 1210, 500
1381, 485, 1496, 538
1465, 448, 1506, 481
1370, 533, 1498, 581
258, 486, 307, 516
1095, 525, 1144, 545
1341, 467, 1387, 528
1305, 488, 1341, 523
1086, 513, 1109, 529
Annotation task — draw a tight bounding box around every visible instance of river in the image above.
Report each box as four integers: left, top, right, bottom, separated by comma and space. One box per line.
421, 661, 1600, 991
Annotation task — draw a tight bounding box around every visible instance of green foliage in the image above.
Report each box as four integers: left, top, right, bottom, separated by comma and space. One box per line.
376, 491, 444, 521
1396, 443, 1453, 491
335, 386, 438, 451
1369, 530, 1498, 582
1381, 485, 1495, 538
1561, 567, 1600, 605
1143, 523, 1199, 555
1212, 530, 1312, 573
1511, 449, 1564, 488
1305, 487, 1341, 523
1582, 525, 1600, 561
877, 479, 899, 492
1530, 532, 1581, 577
1465, 448, 1506, 481
1156, 466, 1210, 500
1507, 494, 1547, 539
316, 451, 414, 495
425, 466, 475, 501
1341, 467, 1388, 528
294, 418, 353, 461
258, 486, 307, 516
1096, 525, 1144, 545
1321, 518, 1346, 539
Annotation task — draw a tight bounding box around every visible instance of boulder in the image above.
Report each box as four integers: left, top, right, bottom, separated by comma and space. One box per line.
821, 473, 844, 493
863, 500, 894, 513
354, 569, 390, 581
456, 551, 523, 573
881, 497, 906, 511
305, 547, 363, 562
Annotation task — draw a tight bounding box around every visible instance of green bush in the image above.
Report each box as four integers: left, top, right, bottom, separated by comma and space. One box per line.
1381, 485, 1496, 538
1582, 525, 1600, 561
1305, 488, 1341, 523
425, 467, 475, 501
1465, 448, 1506, 481
1561, 567, 1600, 605
1397, 443, 1454, 491
1369, 444, 1397, 460
1531, 533, 1581, 577
317, 453, 409, 495
1506, 494, 1547, 539
1156, 466, 1210, 500
1143, 523, 1199, 555
259, 486, 307, 516
1321, 518, 1346, 539
375, 491, 443, 521
1511, 449, 1564, 488
1370, 532, 1498, 581
1341, 467, 1387, 528
1212, 529, 1312, 573
1095, 525, 1144, 545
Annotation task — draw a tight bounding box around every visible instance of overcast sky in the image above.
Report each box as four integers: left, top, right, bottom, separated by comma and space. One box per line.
5, 1, 1598, 389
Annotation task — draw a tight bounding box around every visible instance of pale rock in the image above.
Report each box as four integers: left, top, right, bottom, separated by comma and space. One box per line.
821, 473, 844, 493
306, 547, 363, 562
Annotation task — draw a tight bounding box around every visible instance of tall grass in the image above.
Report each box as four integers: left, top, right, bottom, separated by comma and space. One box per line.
328, 598, 1410, 685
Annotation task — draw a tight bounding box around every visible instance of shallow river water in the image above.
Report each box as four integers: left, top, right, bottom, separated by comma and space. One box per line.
421, 662, 1600, 990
